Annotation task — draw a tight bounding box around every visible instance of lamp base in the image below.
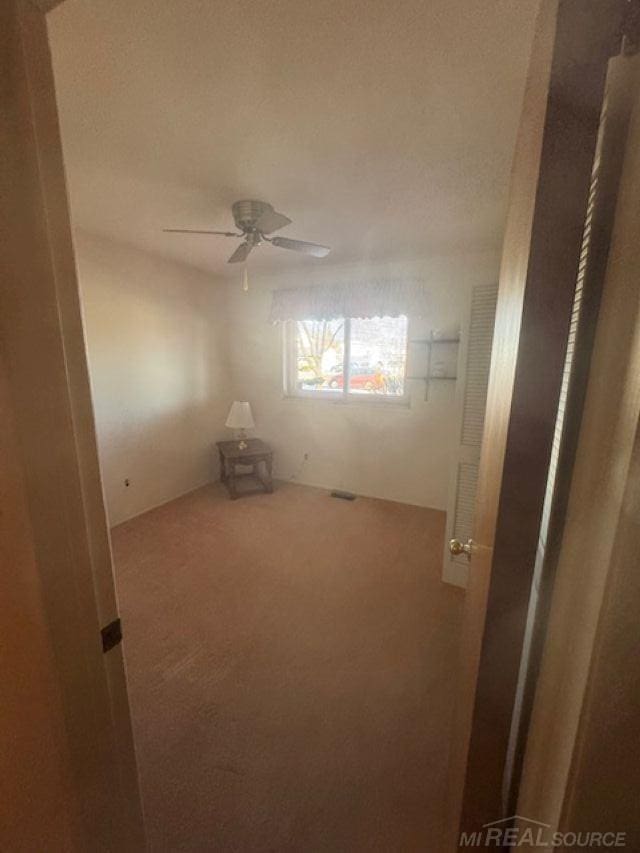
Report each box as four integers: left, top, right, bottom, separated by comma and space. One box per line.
238, 439, 248, 450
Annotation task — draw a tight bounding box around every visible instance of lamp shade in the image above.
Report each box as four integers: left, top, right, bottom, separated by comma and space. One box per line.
225, 401, 255, 430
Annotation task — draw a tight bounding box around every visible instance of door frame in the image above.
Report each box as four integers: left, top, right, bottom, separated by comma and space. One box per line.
448, 0, 629, 845
1, 0, 144, 847
518, 52, 640, 845
4, 0, 634, 848
502, 46, 640, 822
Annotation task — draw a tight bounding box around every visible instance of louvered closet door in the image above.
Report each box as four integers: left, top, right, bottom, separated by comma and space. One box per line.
442, 283, 498, 588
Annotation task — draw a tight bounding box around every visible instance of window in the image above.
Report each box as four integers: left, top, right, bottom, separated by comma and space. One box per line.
285, 315, 408, 400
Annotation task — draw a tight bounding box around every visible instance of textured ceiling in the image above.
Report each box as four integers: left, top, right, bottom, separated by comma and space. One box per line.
48, 0, 539, 279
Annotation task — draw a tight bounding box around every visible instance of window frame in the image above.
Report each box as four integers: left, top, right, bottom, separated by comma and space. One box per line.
283, 316, 410, 404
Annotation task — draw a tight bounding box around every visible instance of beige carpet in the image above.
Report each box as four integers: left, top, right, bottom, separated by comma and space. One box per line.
111, 481, 464, 851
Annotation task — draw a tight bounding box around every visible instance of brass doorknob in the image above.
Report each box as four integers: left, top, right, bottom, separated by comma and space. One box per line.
449, 538, 474, 558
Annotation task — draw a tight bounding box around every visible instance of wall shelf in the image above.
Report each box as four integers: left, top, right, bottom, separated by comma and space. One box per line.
407, 331, 461, 398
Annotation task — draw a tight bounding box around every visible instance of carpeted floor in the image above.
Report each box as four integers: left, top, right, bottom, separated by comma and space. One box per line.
111, 481, 464, 852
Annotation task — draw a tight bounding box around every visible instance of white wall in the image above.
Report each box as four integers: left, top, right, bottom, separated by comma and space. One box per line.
76, 237, 498, 523
76, 232, 231, 526
223, 252, 499, 510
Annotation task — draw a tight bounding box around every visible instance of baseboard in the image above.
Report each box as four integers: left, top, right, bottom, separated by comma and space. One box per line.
111, 478, 213, 528
283, 471, 447, 515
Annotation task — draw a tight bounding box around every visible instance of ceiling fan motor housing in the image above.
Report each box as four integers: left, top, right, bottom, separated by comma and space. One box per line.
165, 200, 329, 261
232, 199, 271, 233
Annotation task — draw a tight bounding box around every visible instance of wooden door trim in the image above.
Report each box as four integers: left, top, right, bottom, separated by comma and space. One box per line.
2, 0, 144, 847
503, 49, 639, 818
450, 0, 626, 843
518, 52, 640, 843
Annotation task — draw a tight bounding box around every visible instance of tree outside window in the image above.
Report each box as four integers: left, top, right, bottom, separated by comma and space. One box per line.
289, 315, 407, 398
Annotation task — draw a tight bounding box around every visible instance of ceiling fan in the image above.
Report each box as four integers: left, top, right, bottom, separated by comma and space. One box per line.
163, 199, 331, 264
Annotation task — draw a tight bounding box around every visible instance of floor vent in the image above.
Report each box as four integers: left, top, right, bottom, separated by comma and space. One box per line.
330, 490, 357, 501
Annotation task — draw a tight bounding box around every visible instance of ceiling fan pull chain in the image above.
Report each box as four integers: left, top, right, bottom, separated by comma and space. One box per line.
242, 266, 249, 293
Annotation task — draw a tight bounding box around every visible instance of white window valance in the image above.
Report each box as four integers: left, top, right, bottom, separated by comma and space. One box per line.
269, 279, 429, 323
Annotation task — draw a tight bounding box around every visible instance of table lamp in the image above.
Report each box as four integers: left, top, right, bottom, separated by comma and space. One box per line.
225, 401, 254, 450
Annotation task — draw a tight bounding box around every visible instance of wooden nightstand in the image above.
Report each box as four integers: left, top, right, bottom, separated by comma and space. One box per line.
216, 438, 274, 500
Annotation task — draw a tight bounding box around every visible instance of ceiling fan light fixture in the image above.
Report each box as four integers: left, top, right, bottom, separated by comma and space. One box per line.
163, 199, 331, 267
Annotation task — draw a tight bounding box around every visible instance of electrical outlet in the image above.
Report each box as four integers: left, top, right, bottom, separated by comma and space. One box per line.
303, 453, 309, 461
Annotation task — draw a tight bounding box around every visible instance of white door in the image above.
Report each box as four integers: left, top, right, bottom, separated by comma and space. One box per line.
442, 283, 498, 588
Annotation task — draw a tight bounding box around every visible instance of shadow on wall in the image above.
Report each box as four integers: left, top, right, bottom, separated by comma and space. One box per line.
99, 402, 224, 527
73, 230, 233, 526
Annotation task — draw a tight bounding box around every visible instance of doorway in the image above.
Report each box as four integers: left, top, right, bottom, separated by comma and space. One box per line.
3, 4, 636, 848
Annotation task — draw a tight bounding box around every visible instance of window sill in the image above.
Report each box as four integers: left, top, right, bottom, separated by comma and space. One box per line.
282, 391, 412, 409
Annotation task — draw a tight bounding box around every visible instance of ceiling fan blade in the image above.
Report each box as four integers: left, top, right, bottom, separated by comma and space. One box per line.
228, 242, 253, 264
255, 208, 292, 234
270, 236, 330, 258
163, 228, 239, 237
